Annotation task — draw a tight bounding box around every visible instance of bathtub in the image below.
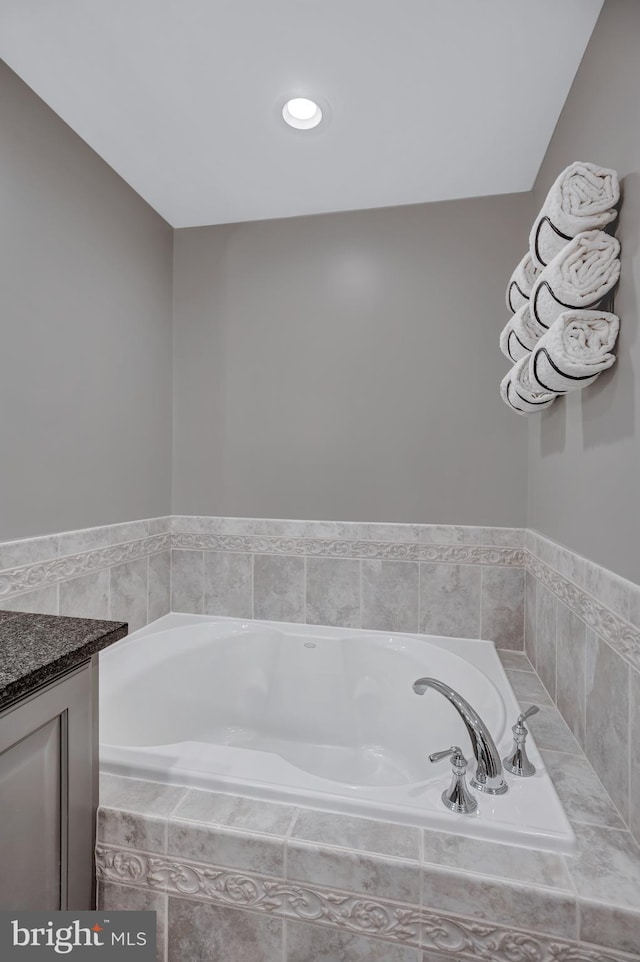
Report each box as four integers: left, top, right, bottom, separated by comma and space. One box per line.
99, 613, 575, 854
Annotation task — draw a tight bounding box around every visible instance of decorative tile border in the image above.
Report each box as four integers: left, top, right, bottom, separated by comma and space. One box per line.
0, 519, 527, 603
171, 532, 526, 566
96, 846, 421, 943
0, 534, 170, 599
95, 845, 635, 962
525, 549, 640, 673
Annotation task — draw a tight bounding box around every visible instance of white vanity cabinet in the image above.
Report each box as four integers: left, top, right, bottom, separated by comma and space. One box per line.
0, 657, 99, 910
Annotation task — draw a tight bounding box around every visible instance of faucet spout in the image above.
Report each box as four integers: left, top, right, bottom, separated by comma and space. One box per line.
413, 677, 508, 795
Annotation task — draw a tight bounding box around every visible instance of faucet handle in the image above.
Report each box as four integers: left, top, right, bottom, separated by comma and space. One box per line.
429, 745, 464, 764
518, 705, 540, 726
504, 705, 539, 777
429, 746, 477, 814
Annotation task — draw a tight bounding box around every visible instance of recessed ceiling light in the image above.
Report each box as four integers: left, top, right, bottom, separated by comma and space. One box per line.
282, 97, 323, 130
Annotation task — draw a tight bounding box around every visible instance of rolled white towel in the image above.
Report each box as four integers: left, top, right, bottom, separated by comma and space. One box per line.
506, 252, 540, 312
528, 310, 619, 394
529, 230, 620, 331
500, 356, 557, 416
500, 320, 527, 363
500, 305, 546, 362
530, 161, 619, 268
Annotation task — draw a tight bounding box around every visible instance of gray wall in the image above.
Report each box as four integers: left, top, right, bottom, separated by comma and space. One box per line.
173, 193, 533, 525
0, 62, 174, 541
527, 0, 640, 583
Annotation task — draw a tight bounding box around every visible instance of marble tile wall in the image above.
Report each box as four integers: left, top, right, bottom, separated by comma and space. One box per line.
0, 517, 171, 632
525, 529, 640, 845
170, 517, 526, 649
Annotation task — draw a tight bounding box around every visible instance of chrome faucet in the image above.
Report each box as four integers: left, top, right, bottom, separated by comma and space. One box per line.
412, 677, 508, 795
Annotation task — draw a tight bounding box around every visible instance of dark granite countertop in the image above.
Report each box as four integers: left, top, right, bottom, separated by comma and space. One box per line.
0, 610, 127, 711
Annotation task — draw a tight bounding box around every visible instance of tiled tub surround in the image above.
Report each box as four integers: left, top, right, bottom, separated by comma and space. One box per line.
99, 614, 575, 851
0, 518, 171, 631
524, 530, 640, 846
170, 517, 526, 649
96, 654, 640, 962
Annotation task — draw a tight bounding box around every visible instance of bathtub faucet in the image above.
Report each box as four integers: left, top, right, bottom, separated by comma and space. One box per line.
412, 677, 508, 795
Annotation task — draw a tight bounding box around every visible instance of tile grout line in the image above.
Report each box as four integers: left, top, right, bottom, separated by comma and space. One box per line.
426, 856, 579, 899
540, 746, 588, 759
479, 563, 484, 640
169, 542, 173, 614
628, 663, 632, 841
163, 891, 168, 962
582, 620, 588, 756
200, 550, 204, 615
251, 552, 255, 619
281, 912, 287, 962
529, 570, 537, 671
567, 816, 630, 833
419, 829, 425, 952
167, 787, 191, 818
283, 808, 299, 884
554, 593, 558, 705
303, 555, 307, 624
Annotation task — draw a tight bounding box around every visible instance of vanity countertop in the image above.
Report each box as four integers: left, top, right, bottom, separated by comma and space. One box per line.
0, 610, 127, 711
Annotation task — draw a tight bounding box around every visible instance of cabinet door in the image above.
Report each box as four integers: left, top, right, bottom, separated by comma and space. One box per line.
0, 660, 97, 910
0, 715, 62, 908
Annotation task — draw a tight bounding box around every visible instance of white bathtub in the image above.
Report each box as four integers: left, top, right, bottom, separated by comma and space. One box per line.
99, 613, 575, 854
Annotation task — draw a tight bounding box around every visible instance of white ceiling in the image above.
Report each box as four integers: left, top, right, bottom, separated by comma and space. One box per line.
0, 0, 604, 228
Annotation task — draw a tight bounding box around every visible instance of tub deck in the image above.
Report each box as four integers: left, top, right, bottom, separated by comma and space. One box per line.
97, 647, 640, 961
99, 613, 575, 853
